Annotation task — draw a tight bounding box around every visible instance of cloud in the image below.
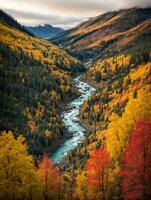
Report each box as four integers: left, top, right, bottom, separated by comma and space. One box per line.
122, 0, 151, 8
1, 0, 151, 28
2, 8, 86, 29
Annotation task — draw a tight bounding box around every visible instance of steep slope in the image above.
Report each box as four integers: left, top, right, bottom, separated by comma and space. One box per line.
0, 11, 85, 157
26, 24, 64, 39
51, 8, 151, 62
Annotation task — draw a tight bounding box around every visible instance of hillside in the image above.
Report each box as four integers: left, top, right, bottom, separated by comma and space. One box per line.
52, 8, 151, 62
26, 24, 64, 39
0, 11, 85, 157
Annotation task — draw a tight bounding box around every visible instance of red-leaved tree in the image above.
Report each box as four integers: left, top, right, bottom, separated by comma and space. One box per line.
38, 153, 61, 200
121, 120, 151, 200
85, 147, 111, 200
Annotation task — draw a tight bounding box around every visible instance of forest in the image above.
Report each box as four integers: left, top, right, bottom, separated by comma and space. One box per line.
0, 7, 151, 200
0, 14, 85, 157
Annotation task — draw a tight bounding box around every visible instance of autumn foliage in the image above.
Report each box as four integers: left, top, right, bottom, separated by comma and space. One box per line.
0, 131, 41, 200
121, 120, 151, 200
38, 153, 61, 200
85, 147, 111, 200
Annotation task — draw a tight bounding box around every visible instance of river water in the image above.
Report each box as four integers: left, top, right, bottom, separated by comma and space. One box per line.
50, 76, 96, 163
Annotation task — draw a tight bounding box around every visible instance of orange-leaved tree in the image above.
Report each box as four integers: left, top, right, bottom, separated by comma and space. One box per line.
38, 153, 61, 200
85, 147, 111, 200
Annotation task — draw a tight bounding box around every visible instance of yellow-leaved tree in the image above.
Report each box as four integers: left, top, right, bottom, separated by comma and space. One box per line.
0, 131, 42, 200
106, 88, 151, 160
75, 171, 88, 200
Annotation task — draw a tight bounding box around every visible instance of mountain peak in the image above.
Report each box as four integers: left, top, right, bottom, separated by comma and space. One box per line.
25, 24, 64, 39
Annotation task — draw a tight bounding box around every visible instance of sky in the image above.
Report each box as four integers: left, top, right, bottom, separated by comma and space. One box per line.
0, 0, 151, 29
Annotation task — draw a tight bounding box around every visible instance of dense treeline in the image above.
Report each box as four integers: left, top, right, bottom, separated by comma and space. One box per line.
81, 48, 151, 129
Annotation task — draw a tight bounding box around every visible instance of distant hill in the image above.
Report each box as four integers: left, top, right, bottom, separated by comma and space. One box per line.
25, 24, 64, 39
51, 8, 151, 62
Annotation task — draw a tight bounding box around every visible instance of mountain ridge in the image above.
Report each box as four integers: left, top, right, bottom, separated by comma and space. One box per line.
25, 24, 64, 39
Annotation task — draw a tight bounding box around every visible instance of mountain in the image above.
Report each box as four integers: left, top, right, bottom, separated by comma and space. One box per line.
26, 24, 64, 38
0, 11, 85, 157
51, 8, 151, 62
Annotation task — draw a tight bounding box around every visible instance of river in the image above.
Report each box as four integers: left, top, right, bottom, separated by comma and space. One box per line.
50, 76, 96, 163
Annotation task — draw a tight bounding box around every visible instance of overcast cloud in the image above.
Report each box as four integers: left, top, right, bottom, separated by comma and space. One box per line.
0, 0, 151, 29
